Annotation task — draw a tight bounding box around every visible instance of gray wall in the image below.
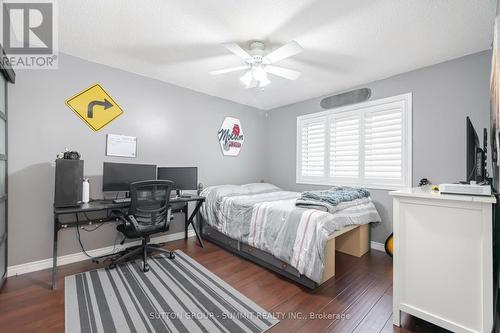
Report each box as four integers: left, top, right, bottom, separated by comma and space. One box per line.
7, 50, 492, 265
263, 50, 492, 243
8, 53, 265, 266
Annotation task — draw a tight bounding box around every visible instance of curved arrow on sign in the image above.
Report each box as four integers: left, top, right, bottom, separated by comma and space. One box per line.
87, 99, 113, 118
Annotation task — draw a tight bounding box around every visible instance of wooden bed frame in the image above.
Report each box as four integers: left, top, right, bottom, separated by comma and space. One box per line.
319, 224, 370, 284
201, 219, 371, 288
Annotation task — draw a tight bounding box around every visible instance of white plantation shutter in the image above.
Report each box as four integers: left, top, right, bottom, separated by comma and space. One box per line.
364, 104, 404, 184
297, 93, 411, 189
330, 114, 360, 180
298, 117, 326, 178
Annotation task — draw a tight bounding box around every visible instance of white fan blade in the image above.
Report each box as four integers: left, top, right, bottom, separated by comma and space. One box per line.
209, 66, 248, 75
263, 40, 303, 64
222, 43, 252, 60
265, 65, 301, 80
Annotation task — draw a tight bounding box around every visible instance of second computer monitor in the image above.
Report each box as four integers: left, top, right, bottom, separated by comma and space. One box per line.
103, 162, 157, 192
157, 167, 197, 191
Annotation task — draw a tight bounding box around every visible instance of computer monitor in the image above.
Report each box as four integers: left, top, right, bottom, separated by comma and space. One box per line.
466, 117, 487, 183
102, 162, 157, 192
466, 117, 479, 182
157, 167, 198, 192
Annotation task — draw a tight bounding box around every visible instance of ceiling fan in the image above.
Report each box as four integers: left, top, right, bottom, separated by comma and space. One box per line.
210, 40, 303, 89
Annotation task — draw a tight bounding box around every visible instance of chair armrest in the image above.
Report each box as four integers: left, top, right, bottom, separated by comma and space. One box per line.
128, 215, 141, 230
111, 210, 129, 226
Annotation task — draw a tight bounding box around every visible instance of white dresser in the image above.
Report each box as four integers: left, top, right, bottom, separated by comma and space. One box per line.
390, 188, 495, 333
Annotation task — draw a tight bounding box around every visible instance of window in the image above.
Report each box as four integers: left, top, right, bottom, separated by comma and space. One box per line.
296, 93, 412, 189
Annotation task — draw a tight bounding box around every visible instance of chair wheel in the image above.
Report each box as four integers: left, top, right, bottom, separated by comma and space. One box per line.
143, 263, 149, 272
109, 263, 116, 269
169, 252, 175, 259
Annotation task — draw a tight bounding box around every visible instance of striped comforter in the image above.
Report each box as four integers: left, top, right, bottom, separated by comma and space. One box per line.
200, 184, 381, 283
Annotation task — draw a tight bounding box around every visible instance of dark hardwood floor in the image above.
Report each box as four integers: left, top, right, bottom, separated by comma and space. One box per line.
0, 238, 449, 333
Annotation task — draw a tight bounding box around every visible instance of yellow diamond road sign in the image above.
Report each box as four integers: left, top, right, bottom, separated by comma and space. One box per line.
66, 84, 123, 131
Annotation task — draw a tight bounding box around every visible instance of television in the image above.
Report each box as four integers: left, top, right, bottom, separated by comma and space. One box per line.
466, 117, 488, 184
102, 162, 157, 192
466, 117, 480, 182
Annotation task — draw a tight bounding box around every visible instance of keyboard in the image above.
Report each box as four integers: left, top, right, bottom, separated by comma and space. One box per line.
113, 197, 131, 204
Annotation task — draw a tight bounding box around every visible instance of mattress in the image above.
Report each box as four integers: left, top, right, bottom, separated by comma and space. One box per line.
200, 183, 381, 283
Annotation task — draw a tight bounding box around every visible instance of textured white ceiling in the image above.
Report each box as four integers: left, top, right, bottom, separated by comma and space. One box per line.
59, 0, 496, 110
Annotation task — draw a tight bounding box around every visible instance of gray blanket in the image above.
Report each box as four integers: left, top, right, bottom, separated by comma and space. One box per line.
296, 186, 371, 213
299, 187, 370, 205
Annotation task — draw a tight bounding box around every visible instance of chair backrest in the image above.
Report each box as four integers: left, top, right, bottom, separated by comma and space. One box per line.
129, 180, 173, 226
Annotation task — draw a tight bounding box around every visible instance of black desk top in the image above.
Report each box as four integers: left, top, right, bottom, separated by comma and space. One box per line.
54, 195, 205, 215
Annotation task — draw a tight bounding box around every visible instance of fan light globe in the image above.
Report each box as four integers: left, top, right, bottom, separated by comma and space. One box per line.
240, 66, 270, 88
239, 70, 253, 88
253, 66, 266, 81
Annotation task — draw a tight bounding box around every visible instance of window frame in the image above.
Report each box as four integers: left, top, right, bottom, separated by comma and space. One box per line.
296, 93, 412, 190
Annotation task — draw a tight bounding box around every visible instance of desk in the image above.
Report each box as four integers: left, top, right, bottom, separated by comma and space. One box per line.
52, 195, 205, 290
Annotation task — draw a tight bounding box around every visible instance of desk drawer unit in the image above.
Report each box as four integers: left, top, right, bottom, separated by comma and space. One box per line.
390, 189, 495, 333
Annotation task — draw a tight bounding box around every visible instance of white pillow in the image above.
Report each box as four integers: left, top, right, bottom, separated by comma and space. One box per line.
201, 184, 249, 197
241, 183, 281, 194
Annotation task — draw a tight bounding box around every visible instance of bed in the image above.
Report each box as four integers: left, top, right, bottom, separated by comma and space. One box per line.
199, 183, 381, 289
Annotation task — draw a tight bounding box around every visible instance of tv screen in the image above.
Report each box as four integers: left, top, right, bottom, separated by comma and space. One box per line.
466, 117, 480, 182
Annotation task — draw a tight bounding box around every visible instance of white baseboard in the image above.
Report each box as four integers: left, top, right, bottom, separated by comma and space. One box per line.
7, 230, 195, 278
7, 233, 385, 278
370, 241, 385, 252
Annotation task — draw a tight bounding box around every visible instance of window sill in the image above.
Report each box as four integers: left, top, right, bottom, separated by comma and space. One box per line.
296, 180, 411, 191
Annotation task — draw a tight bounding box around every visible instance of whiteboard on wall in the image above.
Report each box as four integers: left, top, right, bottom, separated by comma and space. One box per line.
106, 134, 137, 158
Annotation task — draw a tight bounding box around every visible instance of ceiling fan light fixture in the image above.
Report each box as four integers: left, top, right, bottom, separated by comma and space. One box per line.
239, 66, 270, 89
217, 40, 303, 88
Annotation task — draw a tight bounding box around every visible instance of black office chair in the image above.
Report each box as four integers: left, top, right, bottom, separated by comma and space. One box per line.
110, 180, 175, 272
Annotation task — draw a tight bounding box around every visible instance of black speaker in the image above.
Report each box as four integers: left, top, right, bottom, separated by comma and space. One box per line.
54, 159, 83, 207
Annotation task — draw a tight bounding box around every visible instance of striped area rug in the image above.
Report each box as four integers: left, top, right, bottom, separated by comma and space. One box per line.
65, 250, 278, 333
